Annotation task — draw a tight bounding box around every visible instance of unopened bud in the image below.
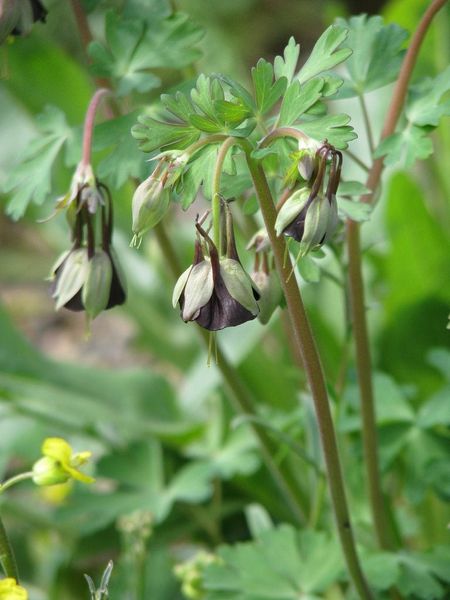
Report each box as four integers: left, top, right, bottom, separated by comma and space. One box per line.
131, 175, 170, 245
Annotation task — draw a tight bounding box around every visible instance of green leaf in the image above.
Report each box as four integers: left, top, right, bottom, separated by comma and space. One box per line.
274, 37, 300, 84
406, 66, 450, 127
279, 79, 325, 126
191, 74, 222, 121
298, 114, 357, 149
298, 25, 352, 84
3, 106, 72, 219
337, 197, 372, 222
338, 181, 371, 196
417, 387, 450, 428
251, 59, 287, 115
297, 255, 321, 283
189, 114, 224, 133
93, 112, 147, 187
214, 73, 256, 113
363, 552, 401, 591
89, 11, 203, 95
374, 67, 450, 167
161, 91, 194, 122
336, 15, 408, 94
397, 552, 447, 599
214, 99, 251, 125
374, 126, 434, 167
179, 145, 218, 209
204, 526, 343, 598
132, 115, 200, 152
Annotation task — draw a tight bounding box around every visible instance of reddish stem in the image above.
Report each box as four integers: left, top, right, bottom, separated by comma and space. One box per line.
81, 88, 110, 167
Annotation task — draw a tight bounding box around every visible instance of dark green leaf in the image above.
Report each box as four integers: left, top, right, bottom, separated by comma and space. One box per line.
189, 114, 224, 133
214, 100, 251, 125
298, 25, 351, 84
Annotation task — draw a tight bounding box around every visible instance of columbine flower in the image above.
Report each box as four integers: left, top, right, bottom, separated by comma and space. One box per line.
32, 437, 94, 486
0, 0, 46, 44
275, 142, 341, 256
49, 178, 126, 318
173, 213, 260, 331
0, 578, 28, 600
297, 136, 321, 181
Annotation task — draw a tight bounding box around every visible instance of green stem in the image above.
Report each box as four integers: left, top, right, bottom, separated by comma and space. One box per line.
155, 222, 307, 524
241, 142, 373, 600
0, 515, 18, 580
0, 472, 33, 494
358, 94, 375, 155
212, 137, 236, 248
346, 0, 448, 553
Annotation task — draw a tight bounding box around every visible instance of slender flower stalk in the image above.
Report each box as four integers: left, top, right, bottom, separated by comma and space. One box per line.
212, 137, 236, 248
236, 137, 373, 600
81, 88, 110, 167
346, 0, 448, 552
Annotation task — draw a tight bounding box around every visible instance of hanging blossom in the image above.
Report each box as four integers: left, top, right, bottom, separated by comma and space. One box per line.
173, 207, 260, 331
275, 141, 342, 257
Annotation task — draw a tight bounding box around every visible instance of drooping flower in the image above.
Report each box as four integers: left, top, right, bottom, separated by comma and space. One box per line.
0, 578, 28, 600
32, 437, 94, 486
49, 181, 126, 318
275, 143, 342, 256
173, 211, 260, 331
0, 0, 46, 44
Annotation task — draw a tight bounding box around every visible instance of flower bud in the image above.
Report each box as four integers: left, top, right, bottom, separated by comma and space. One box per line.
131, 175, 170, 245
82, 250, 113, 320
297, 137, 321, 181
32, 456, 70, 486
275, 188, 310, 238
251, 269, 282, 325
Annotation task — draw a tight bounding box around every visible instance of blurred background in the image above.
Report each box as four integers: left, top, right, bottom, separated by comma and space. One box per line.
0, 0, 449, 598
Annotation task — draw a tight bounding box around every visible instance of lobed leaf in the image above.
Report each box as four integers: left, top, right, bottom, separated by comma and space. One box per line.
3, 106, 72, 220
297, 25, 351, 84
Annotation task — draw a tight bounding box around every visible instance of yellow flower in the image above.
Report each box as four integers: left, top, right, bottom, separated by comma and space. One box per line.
0, 578, 28, 600
32, 438, 95, 486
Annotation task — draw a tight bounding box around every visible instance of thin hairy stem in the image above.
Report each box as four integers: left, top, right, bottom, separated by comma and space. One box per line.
155, 222, 307, 524
346, 0, 448, 552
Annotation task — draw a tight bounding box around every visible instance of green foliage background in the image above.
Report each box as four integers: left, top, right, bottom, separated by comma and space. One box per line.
0, 0, 449, 598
